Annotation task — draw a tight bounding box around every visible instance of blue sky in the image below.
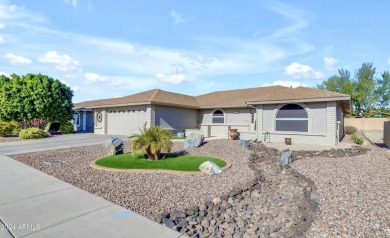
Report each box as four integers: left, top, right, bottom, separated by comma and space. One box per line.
0, 0, 389, 103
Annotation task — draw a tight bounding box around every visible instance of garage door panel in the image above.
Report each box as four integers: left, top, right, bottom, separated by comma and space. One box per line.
107, 108, 147, 135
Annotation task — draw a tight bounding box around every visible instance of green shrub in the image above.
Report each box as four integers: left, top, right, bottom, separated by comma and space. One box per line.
351, 133, 364, 145
0, 121, 20, 137
345, 126, 357, 135
59, 121, 74, 134
44, 123, 51, 132
19, 128, 47, 140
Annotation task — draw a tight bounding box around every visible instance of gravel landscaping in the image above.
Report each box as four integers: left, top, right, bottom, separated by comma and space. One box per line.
10, 140, 254, 221
0, 136, 20, 143
292, 144, 390, 237
160, 142, 318, 237
9, 137, 389, 237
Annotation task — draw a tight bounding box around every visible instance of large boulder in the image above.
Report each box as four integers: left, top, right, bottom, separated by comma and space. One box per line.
104, 137, 124, 156
279, 149, 293, 167
184, 133, 205, 149
199, 161, 223, 175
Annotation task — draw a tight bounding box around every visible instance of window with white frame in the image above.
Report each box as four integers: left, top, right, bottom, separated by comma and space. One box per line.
275, 104, 308, 132
212, 110, 224, 124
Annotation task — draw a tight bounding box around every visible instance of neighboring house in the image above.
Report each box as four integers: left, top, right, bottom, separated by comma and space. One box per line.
73, 86, 351, 145
73, 108, 94, 133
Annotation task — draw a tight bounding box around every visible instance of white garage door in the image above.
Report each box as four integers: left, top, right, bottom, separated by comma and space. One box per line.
107, 108, 147, 135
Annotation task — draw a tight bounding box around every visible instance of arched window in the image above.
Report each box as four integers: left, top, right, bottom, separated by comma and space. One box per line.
276, 104, 308, 132
212, 110, 224, 124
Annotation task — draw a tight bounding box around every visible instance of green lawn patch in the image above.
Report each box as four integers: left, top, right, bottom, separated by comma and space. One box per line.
171, 136, 186, 140
95, 153, 226, 171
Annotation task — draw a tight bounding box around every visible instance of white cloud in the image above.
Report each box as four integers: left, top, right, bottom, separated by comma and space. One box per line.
0, 35, 3, 43
284, 62, 323, 79
0, 22, 5, 28
0, 4, 45, 22
63, 0, 78, 8
266, 3, 308, 39
85, 72, 124, 86
0, 72, 10, 77
61, 80, 83, 94
156, 73, 187, 84
156, 65, 189, 84
72, 86, 82, 92
170, 10, 185, 26
39, 51, 80, 71
264, 80, 306, 88
5, 53, 32, 65
84, 72, 157, 89
323, 57, 338, 71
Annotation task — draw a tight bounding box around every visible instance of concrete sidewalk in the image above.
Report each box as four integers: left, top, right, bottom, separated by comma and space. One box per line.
0, 134, 130, 156
0, 154, 185, 238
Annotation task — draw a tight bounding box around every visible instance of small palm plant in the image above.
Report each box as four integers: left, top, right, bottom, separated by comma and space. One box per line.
130, 123, 173, 160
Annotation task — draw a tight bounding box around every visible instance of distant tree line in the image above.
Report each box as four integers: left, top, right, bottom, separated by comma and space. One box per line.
317, 63, 390, 117
0, 73, 74, 128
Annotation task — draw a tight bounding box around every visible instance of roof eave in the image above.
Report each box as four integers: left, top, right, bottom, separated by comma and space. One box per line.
198, 104, 247, 109
245, 96, 351, 106
75, 101, 199, 110
78, 101, 152, 109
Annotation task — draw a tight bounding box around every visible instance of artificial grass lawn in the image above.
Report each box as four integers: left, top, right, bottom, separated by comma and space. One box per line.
95, 153, 226, 171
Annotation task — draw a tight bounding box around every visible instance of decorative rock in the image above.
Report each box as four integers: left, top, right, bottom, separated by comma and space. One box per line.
201, 219, 210, 228
163, 218, 175, 228
184, 133, 205, 149
199, 161, 223, 175
279, 149, 292, 166
48, 122, 61, 132
178, 218, 189, 228
104, 137, 124, 156
212, 197, 222, 205
240, 140, 251, 148
169, 210, 187, 220
184, 206, 198, 216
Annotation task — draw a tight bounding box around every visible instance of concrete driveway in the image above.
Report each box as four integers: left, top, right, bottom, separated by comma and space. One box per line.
0, 134, 129, 155
0, 154, 184, 238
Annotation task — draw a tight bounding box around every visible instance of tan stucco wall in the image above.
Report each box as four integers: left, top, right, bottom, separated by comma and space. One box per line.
258, 101, 337, 145
155, 105, 197, 130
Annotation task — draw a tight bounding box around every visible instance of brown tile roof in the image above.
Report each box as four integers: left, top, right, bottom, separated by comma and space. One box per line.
74, 86, 350, 110
197, 86, 350, 107
73, 89, 198, 109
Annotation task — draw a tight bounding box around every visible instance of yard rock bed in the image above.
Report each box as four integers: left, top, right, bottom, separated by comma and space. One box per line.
160, 142, 318, 238
10, 140, 255, 221
0, 136, 20, 143
291, 146, 370, 160
292, 144, 390, 237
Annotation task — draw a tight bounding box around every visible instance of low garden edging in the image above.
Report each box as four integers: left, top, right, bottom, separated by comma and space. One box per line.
159, 142, 320, 238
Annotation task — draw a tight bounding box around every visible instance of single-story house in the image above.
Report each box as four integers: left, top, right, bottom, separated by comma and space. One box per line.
73, 85, 351, 145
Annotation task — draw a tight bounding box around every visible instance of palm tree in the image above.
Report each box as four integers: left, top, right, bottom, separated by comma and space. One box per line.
129, 123, 173, 160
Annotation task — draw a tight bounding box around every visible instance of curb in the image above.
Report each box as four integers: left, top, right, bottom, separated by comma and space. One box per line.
89, 159, 232, 176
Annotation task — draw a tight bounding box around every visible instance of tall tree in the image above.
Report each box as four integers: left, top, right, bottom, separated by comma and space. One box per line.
0, 73, 73, 128
375, 71, 390, 110
317, 63, 380, 116
354, 63, 377, 115
316, 68, 356, 96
